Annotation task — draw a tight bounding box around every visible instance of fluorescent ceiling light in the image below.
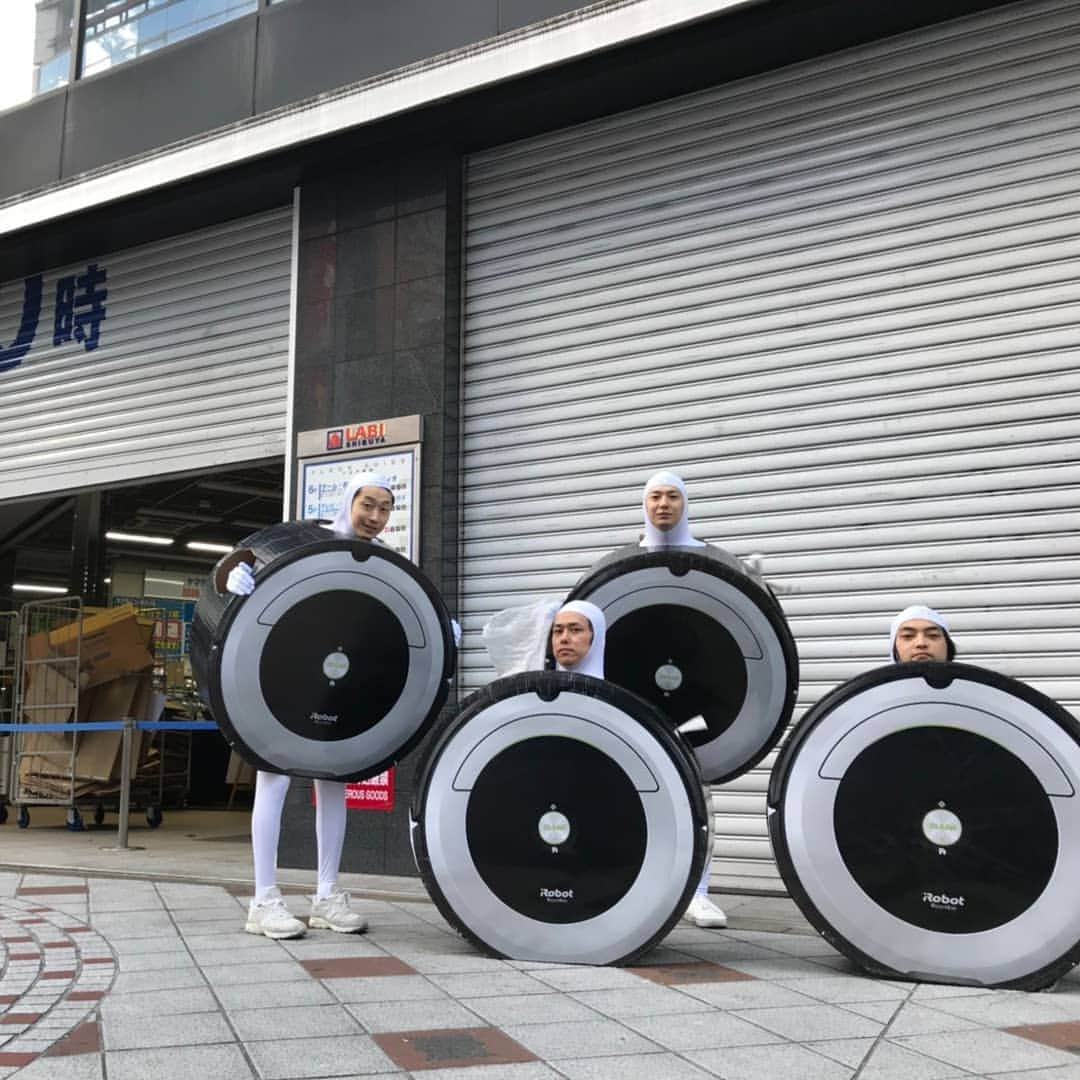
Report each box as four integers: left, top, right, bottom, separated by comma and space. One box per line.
186, 541, 234, 554
106, 531, 174, 546
144, 575, 184, 586
13, 583, 68, 594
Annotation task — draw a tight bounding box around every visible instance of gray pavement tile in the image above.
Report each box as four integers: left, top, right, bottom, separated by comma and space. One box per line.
632, 946, 700, 966
624, 1009, 786, 1051
860, 1040, 972, 1079
842, 1001, 903, 1023
245, 1033, 398, 1078
528, 967, 651, 992
677, 979, 823, 1010
910, 982, 1003, 1001
750, 934, 844, 958
503, 1018, 660, 1060
156, 884, 238, 907
214, 978, 335, 1010
109, 967, 208, 994
346, 999, 485, 1034
100, 984, 221, 1018
229, 1003, 361, 1041
688, 1043, 856, 1078
461, 992, 599, 1027
89, 895, 164, 912
724, 955, 851, 979
671, 940, 779, 964
810, 1037, 876, 1067
409, 1066, 562, 1080
325, 975, 449, 1005
106, 1042, 255, 1080
730, 1003, 885, 1041
392, 953, 516, 975
88, 910, 175, 937
108, 935, 185, 955
2, 1057, 103, 1080
187, 934, 283, 958
892, 1029, 1079, 1073
177, 918, 247, 936
113, 949, 196, 972
172, 906, 252, 924
930, 988, 1080, 1027
569, 986, 713, 1020
279, 940, 387, 960
104, 1009, 236, 1050
427, 971, 555, 999
879, 1001, 984, 1036
556, 1051, 715, 1079
989, 1068, 1080, 1079
772, 974, 911, 1004
203, 960, 308, 987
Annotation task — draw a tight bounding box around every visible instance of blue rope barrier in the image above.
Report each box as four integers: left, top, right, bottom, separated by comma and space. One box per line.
0, 721, 218, 733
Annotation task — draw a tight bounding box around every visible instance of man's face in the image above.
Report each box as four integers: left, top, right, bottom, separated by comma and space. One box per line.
645, 485, 684, 532
895, 619, 949, 663
349, 486, 393, 539
551, 611, 594, 669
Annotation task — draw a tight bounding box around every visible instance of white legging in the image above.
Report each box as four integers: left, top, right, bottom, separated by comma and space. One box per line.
252, 771, 346, 899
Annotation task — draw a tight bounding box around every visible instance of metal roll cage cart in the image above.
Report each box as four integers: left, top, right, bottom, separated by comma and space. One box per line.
6, 596, 216, 839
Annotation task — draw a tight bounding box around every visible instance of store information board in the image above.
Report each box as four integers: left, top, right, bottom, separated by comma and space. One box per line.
297, 446, 418, 560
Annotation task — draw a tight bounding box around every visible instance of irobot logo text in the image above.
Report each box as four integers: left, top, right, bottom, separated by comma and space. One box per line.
922, 890, 965, 909
539, 887, 573, 902
309, 712, 338, 725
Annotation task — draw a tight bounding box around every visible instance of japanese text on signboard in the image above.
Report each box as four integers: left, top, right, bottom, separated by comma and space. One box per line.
0, 264, 108, 372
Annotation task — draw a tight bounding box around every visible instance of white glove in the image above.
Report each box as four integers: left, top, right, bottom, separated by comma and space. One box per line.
225, 562, 256, 596
451, 618, 462, 648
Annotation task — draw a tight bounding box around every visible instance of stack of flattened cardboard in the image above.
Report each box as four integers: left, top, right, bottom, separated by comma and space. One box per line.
17, 604, 162, 802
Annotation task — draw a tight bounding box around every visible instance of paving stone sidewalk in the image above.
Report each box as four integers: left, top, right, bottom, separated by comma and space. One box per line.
0, 870, 1078, 1079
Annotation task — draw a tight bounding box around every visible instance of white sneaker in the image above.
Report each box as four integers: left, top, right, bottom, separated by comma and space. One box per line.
308, 889, 368, 933
685, 894, 728, 928
245, 887, 306, 939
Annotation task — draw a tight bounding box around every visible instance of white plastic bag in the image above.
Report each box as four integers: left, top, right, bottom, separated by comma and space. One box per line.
482, 598, 562, 677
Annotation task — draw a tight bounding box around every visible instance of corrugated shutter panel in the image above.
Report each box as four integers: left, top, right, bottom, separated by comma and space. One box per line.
461, 0, 1080, 893
0, 207, 293, 499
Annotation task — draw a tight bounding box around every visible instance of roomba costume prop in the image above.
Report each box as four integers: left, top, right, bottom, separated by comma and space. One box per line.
769, 661, 1080, 990
411, 671, 709, 965
565, 472, 798, 784
191, 518, 455, 781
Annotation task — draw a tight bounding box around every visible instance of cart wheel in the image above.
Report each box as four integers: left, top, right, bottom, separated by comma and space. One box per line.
93, 803, 105, 826
146, 806, 163, 829
16, 807, 29, 829
0, 804, 8, 825
65, 807, 84, 831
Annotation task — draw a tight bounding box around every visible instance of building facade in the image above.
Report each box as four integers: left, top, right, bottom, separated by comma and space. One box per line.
2, 0, 1077, 889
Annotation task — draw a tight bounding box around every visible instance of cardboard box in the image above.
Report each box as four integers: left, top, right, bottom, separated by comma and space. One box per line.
24, 605, 154, 689
225, 750, 256, 787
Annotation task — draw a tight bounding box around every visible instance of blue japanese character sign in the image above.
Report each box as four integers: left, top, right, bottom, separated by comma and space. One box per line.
0, 263, 108, 372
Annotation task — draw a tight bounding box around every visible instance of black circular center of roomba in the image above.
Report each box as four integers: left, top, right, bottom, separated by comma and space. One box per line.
465, 736, 647, 923
834, 726, 1058, 933
606, 605, 747, 746
260, 591, 408, 741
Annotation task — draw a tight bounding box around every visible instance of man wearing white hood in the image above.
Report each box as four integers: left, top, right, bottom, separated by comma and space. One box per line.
889, 604, 955, 663
638, 470, 729, 929
551, 600, 606, 678
225, 472, 396, 939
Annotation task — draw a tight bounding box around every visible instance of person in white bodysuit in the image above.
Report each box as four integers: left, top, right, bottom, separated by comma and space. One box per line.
226, 472, 396, 939
639, 470, 729, 930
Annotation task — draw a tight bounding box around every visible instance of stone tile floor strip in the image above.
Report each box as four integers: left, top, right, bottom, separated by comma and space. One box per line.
0, 872, 1078, 1076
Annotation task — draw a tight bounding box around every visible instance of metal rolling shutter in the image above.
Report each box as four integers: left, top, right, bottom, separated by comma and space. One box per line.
461, 0, 1080, 893
0, 206, 293, 500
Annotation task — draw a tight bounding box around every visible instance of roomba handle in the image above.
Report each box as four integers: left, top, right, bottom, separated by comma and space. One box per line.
411, 670, 709, 965
190, 520, 456, 781
769, 661, 1080, 990
564, 543, 798, 783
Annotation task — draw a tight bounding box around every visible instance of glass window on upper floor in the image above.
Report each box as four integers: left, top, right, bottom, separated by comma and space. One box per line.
81, 0, 257, 79
0, 0, 75, 113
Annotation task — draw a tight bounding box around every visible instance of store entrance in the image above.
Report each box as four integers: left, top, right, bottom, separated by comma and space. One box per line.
0, 459, 284, 832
